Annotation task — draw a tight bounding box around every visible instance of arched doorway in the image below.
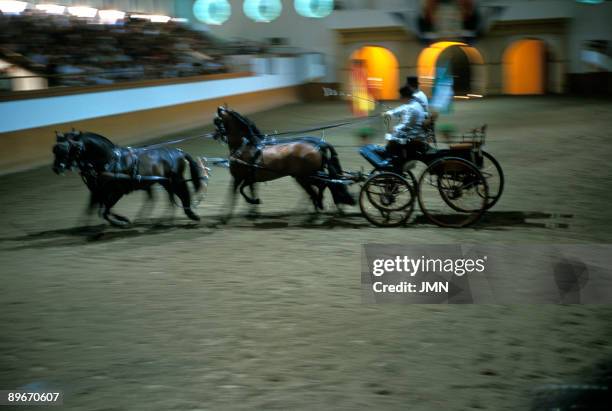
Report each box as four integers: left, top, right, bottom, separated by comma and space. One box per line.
350, 46, 399, 100
417, 41, 485, 97
503, 39, 547, 95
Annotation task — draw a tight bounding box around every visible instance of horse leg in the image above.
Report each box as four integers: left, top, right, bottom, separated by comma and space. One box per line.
245, 183, 261, 219
85, 191, 99, 215
220, 178, 241, 224
308, 179, 327, 211
102, 192, 130, 227
295, 177, 323, 211
159, 182, 177, 223
313, 181, 326, 210
173, 180, 200, 222
78, 191, 101, 227
239, 180, 261, 205
136, 186, 155, 222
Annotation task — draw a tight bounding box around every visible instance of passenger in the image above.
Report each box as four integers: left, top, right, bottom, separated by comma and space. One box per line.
407, 76, 429, 113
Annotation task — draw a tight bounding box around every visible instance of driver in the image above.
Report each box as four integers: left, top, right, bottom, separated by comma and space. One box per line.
380, 78, 428, 171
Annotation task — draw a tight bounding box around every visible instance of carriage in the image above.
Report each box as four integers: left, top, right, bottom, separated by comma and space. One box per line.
307, 123, 503, 228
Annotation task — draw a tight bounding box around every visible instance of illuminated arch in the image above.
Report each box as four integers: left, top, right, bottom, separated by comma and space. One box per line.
503, 39, 546, 95
350, 46, 399, 100
417, 41, 484, 96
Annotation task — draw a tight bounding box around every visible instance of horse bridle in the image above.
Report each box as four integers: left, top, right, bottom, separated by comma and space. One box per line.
215, 110, 269, 178
57, 133, 105, 188
55, 134, 83, 170
213, 116, 228, 144
215, 110, 258, 154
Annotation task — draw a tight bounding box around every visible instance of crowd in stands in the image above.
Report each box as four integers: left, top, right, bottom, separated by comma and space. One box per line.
0, 9, 267, 89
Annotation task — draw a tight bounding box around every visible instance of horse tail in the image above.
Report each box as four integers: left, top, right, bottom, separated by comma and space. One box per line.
185, 153, 203, 191
320, 143, 355, 206
322, 143, 343, 177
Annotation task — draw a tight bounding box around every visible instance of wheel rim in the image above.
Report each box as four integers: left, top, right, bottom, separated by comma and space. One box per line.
364, 175, 413, 212
478, 151, 504, 209
418, 158, 488, 227
360, 172, 415, 227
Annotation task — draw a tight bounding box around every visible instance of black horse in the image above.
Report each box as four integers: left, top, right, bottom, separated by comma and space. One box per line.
213, 106, 355, 218
52, 130, 206, 226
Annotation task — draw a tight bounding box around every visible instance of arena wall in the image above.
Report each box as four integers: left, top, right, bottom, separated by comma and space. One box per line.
0, 71, 306, 174
206, 0, 610, 95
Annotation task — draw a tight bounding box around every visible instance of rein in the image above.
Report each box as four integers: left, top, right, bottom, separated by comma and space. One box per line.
262, 114, 379, 139
135, 111, 380, 151
138, 132, 217, 150
322, 87, 393, 111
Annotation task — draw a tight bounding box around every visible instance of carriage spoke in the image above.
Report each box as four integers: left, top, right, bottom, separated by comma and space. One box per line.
359, 172, 415, 227
418, 158, 488, 227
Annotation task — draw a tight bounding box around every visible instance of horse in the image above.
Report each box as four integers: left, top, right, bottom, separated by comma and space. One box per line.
52, 130, 207, 227
213, 106, 355, 219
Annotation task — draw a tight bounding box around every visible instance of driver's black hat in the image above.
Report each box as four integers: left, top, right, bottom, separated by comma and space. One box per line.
406, 76, 419, 88
399, 76, 419, 97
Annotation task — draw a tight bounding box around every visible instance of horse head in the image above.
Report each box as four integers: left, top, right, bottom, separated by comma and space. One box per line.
52, 130, 83, 174
214, 106, 263, 149
213, 106, 229, 144
52, 129, 116, 174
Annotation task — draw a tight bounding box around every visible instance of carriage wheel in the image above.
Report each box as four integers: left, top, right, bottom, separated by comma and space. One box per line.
418, 157, 489, 227
478, 151, 504, 209
360, 172, 415, 227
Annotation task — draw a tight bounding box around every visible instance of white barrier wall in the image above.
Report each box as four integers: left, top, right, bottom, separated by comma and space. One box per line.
0, 55, 323, 134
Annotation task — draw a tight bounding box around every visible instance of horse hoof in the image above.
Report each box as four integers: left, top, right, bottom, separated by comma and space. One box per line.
186, 211, 200, 221
108, 219, 130, 228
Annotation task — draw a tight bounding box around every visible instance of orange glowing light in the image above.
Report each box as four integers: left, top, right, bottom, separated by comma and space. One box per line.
503, 39, 546, 95
417, 41, 483, 95
349, 59, 373, 117
350, 46, 399, 100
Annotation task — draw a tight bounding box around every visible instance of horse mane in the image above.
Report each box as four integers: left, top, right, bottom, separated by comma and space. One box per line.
69, 131, 117, 149
228, 110, 263, 140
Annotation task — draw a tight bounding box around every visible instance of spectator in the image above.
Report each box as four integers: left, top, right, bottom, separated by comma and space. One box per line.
0, 9, 251, 88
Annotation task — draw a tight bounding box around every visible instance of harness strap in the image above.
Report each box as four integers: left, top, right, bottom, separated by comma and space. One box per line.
126, 147, 138, 178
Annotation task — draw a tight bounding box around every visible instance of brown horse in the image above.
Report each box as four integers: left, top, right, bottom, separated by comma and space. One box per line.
213, 106, 355, 220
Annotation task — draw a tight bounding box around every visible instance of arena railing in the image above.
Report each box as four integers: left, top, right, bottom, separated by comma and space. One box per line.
0, 69, 252, 102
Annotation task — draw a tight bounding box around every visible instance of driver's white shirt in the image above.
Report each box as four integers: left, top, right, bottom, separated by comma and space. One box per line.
384, 99, 426, 142
413, 89, 429, 113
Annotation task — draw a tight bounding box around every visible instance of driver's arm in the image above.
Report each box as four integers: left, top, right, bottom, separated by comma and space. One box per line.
384, 105, 406, 118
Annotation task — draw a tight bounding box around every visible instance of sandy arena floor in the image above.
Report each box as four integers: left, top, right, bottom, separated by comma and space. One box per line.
1, 96, 612, 410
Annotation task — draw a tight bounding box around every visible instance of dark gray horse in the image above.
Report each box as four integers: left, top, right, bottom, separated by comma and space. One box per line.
52, 130, 206, 226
